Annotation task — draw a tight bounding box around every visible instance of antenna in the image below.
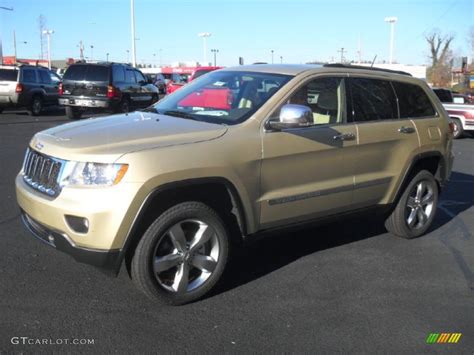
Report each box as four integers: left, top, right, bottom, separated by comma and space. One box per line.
371, 55, 377, 67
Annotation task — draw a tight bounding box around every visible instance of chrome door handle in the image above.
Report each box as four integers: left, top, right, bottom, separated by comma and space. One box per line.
398, 126, 415, 134
333, 133, 356, 141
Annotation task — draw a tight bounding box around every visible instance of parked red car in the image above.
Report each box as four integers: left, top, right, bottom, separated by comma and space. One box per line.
167, 66, 223, 94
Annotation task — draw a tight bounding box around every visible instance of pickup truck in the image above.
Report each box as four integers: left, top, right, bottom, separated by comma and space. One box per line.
433, 88, 474, 138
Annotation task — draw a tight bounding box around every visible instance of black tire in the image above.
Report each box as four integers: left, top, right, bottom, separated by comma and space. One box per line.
65, 106, 82, 120
385, 170, 439, 239
451, 118, 463, 139
131, 201, 229, 305
28, 96, 43, 116
116, 97, 130, 113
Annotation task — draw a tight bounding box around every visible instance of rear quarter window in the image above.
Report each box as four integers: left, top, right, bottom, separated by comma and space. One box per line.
392, 82, 436, 118
0, 69, 18, 81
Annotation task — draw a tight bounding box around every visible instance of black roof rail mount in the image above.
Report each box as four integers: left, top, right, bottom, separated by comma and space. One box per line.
323, 63, 412, 77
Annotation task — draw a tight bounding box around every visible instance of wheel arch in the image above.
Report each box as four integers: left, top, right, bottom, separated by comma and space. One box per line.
391, 151, 446, 206
115, 177, 248, 276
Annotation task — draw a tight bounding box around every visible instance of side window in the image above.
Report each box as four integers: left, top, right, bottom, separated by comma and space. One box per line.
349, 78, 398, 122
134, 70, 146, 83
283, 77, 345, 125
112, 65, 125, 82
22, 69, 37, 83
392, 82, 436, 118
39, 70, 51, 84
125, 69, 136, 83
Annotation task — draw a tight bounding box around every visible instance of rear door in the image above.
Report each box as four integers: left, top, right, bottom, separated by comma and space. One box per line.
348, 76, 419, 207
38, 68, 55, 104
0, 68, 19, 103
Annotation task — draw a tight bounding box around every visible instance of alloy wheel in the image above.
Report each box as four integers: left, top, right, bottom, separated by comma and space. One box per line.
152, 219, 220, 293
405, 180, 435, 230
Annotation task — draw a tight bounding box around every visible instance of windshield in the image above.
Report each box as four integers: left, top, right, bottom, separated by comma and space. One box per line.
149, 71, 292, 125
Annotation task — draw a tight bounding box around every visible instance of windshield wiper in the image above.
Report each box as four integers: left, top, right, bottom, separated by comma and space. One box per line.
142, 107, 158, 113
161, 110, 197, 120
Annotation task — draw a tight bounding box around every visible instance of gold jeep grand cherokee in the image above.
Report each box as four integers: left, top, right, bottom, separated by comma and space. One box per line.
16, 64, 454, 305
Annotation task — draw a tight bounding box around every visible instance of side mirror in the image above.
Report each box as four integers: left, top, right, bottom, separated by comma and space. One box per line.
267, 104, 313, 130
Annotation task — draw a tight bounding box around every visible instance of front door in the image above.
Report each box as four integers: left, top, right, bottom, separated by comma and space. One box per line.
260, 76, 357, 228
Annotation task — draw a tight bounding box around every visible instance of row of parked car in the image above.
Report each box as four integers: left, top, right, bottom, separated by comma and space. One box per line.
0, 63, 222, 119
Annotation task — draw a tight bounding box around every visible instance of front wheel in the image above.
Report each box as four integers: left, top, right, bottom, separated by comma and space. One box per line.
131, 202, 229, 305
385, 170, 439, 239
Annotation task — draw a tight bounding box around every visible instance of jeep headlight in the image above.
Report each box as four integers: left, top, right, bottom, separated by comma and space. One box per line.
61, 162, 128, 187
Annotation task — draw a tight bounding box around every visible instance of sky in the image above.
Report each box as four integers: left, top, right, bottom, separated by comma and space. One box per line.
0, 0, 472, 67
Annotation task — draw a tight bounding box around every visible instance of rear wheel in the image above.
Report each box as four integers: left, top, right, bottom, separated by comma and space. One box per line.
131, 202, 229, 305
28, 96, 43, 116
451, 118, 463, 139
385, 170, 438, 239
116, 98, 130, 113
65, 106, 82, 120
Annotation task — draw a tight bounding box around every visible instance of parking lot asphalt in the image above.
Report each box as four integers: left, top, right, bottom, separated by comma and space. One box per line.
0, 109, 473, 353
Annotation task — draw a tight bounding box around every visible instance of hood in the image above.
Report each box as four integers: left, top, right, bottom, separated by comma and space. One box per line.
31, 111, 227, 163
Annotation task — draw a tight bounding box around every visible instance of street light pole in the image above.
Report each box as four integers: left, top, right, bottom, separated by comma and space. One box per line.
280, 56, 283, 64
0, 6, 14, 65
211, 49, 219, 66
130, 0, 137, 67
106, 53, 110, 62
198, 32, 211, 65
42, 29, 54, 69
271, 49, 274, 64
384, 16, 398, 64
126, 50, 130, 63
90, 45, 94, 62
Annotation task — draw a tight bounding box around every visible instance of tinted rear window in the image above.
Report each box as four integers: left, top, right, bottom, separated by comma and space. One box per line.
433, 89, 453, 103
392, 82, 436, 118
63, 65, 109, 81
349, 78, 398, 121
0, 69, 18, 81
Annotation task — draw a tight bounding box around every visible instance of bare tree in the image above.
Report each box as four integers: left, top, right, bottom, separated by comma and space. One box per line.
426, 30, 454, 87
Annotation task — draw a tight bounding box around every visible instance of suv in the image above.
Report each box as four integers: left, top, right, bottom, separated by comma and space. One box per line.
59, 63, 159, 119
16, 64, 454, 305
0, 64, 61, 115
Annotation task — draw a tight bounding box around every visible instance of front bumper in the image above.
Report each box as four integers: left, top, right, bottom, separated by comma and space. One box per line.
16, 173, 143, 273
21, 211, 120, 275
59, 97, 111, 108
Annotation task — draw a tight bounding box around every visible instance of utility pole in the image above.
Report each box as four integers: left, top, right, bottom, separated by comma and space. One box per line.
130, 0, 137, 67
13, 30, 17, 63
0, 6, 14, 65
337, 47, 346, 63
384, 16, 398, 64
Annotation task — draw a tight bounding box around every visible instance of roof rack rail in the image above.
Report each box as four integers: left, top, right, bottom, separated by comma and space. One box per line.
323, 63, 412, 77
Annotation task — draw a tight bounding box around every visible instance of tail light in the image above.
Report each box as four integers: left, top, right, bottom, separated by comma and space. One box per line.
227, 91, 234, 106
107, 85, 121, 99
58, 82, 63, 95
15, 83, 23, 93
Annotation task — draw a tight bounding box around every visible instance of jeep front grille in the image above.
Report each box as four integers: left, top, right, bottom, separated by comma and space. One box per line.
22, 148, 64, 197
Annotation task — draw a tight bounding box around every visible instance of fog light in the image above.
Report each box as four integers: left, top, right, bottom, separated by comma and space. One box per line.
65, 215, 89, 234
